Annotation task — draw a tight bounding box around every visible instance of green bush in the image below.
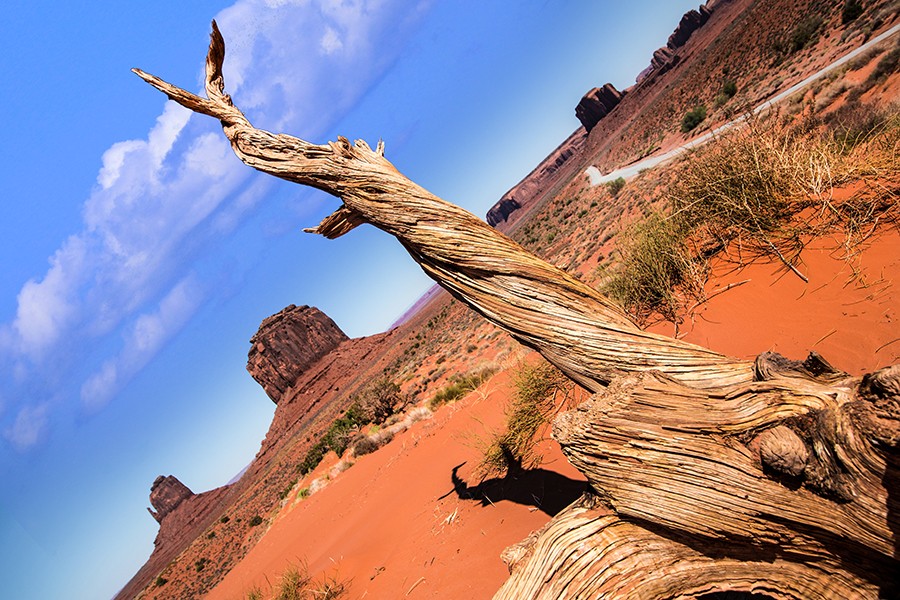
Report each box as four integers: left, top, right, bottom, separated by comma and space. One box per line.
842, 0, 863, 23
606, 176, 626, 197
714, 80, 738, 107
602, 212, 697, 323
354, 378, 403, 425
680, 105, 707, 132
790, 15, 823, 53
155, 576, 168, 587
429, 367, 497, 410
248, 515, 263, 527
298, 440, 328, 475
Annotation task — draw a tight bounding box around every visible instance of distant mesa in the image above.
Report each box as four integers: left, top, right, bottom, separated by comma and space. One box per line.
147, 475, 193, 524
637, 3, 715, 84
247, 304, 349, 404
486, 198, 522, 228
576, 83, 624, 132
668, 6, 712, 49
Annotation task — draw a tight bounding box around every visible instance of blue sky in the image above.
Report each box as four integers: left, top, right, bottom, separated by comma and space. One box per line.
0, 1, 700, 598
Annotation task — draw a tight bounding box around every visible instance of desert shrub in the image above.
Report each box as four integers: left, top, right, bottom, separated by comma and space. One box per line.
245, 587, 264, 600
351, 435, 380, 457
681, 105, 707, 132
354, 378, 404, 425
155, 576, 168, 587
714, 80, 738, 107
248, 515, 263, 527
826, 101, 894, 147
789, 15, 823, 53
263, 564, 348, 600
605, 107, 900, 323
219, 515, 230, 524
602, 212, 699, 323
298, 440, 328, 475
195, 557, 209, 572
606, 176, 626, 197
868, 43, 900, 84
842, 0, 863, 23
276, 566, 312, 600
428, 367, 497, 410
477, 362, 572, 478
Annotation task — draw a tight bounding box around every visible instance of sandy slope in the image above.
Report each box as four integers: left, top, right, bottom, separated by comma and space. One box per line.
207, 364, 586, 599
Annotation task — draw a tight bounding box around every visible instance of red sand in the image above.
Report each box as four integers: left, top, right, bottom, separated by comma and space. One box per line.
209, 228, 898, 600
650, 229, 900, 374
207, 362, 585, 600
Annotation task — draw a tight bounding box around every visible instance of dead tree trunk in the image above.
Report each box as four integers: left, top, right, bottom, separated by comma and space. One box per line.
136, 22, 898, 598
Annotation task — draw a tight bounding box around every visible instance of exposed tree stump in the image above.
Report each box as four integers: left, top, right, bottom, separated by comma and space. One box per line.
135, 23, 899, 599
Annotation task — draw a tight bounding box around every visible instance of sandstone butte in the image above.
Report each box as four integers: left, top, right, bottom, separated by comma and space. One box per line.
117, 0, 900, 598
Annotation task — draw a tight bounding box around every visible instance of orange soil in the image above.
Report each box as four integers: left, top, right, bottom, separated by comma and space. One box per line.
207, 227, 899, 600
207, 362, 586, 600
650, 229, 900, 374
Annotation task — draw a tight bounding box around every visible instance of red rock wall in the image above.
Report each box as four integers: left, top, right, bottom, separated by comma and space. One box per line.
246, 305, 349, 404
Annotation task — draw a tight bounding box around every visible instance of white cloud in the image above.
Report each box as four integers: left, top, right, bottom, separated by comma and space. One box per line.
320, 26, 344, 54
81, 276, 204, 413
2, 0, 431, 448
4, 403, 50, 452
12, 235, 87, 360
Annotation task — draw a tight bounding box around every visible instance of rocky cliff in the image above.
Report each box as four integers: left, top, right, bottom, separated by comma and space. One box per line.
575, 84, 623, 132
247, 304, 349, 404
637, 3, 714, 84
147, 475, 193, 523
486, 129, 587, 229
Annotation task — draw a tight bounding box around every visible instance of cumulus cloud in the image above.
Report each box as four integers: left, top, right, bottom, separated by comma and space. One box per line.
4, 404, 50, 453
1, 0, 430, 449
81, 276, 204, 413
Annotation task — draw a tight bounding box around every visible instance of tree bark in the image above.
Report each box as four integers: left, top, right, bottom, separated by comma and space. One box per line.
135, 22, 899, 598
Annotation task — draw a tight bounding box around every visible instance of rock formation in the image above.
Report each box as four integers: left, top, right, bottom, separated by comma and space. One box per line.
637, 3, 713, 84
247, 304, 349, 403
485, 130, 586, 230
147, 475, 193, 523
667, 6, 712, 49
486, 198, 522, 228
575, 84, 623, 132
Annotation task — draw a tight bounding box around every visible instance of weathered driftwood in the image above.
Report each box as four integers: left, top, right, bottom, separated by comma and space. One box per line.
136, 23, 899, 599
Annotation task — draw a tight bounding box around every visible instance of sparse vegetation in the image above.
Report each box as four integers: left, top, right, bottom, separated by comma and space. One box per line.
841, 0, 863, 24
248, 515, 264, 527
195, 557, 210, 572
604, 103, 900, 323
429, 367, 497, 410
602, 212, 700, 323
242, 563, 348, 600
606, 176, 626, 197
789, 15, 824, 53
353, 377, 405, 425
477, 361, 572, 478
155, 576, 168, 587
714, 80, 738, 107
681, 105, 707, 133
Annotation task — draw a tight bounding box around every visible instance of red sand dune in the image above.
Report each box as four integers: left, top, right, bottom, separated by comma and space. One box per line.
207, 362, 586, 600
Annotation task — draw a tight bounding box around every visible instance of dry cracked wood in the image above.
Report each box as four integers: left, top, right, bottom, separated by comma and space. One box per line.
136, 22, 899, 599
133, 21, 751, 393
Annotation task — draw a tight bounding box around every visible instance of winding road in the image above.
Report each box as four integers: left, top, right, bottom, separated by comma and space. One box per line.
585, 21, 900, 186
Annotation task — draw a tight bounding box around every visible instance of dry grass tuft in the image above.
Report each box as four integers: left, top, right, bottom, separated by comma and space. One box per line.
603, 102, 899, 323
244, 563, 349, 600
477, 361, 573, 479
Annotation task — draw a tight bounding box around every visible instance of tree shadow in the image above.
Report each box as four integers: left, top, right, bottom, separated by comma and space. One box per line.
440, 462, 586, 517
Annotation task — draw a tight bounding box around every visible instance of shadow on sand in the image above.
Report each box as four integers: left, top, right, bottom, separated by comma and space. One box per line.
440, 462, 586, 517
